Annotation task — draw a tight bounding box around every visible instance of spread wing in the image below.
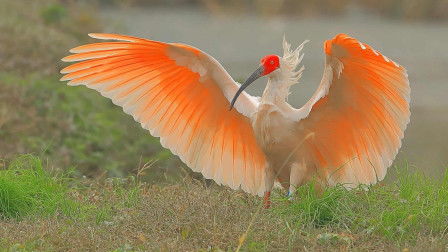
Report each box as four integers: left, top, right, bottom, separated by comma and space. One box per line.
297, 34, 410, 186
61, 33, 267, 195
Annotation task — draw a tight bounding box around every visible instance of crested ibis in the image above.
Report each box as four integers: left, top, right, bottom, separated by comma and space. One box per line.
61, 33, 410, 208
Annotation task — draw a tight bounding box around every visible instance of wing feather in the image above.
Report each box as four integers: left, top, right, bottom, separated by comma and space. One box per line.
61, 34, 267, 195
298, 34, 410, 186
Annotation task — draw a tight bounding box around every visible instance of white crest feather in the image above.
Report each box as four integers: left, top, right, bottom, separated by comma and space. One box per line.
281, 36, 309, 87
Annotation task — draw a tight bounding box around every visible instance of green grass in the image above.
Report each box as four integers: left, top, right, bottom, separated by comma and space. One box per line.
0, 155, 145, 224
0, 155, 78, 219
0, 155, 447, 251
274, 168, 448, 244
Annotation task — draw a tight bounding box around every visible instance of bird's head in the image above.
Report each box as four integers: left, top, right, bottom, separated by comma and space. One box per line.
260, 54, 281, 76
229, 54, 280, 110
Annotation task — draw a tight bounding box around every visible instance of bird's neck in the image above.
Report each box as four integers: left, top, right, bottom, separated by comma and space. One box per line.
261, 72, 290, 106
260, 69, 300, 120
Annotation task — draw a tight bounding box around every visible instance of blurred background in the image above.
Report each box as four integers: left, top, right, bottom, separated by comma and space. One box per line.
0, 0, 447, 183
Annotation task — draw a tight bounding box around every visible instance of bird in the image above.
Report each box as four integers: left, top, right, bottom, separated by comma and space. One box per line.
60, 33, 410, 208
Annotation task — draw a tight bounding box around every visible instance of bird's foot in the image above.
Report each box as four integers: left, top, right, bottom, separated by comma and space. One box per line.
286, 190, 294, 201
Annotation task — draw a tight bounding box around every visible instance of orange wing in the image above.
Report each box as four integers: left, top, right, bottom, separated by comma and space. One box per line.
298, 34, 410, 186
61, 33, 267, 195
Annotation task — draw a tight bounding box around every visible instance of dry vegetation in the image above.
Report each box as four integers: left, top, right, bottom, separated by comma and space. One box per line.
0, 0, 101, 74
1, 155, 447, 251
0, 73, 175, 180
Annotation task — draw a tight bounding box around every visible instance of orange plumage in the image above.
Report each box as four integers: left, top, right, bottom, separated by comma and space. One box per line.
61, 33, 410, 207
300, 34, 410, 186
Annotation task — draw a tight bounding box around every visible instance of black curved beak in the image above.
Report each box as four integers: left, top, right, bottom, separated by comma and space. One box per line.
229, 65, 264, 110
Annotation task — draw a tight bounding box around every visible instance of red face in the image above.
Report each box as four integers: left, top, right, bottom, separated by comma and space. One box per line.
260, 54, 280, 75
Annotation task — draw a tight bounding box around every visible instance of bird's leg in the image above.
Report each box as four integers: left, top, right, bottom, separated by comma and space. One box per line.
263, 191, 271, 209
288, 161, 307, 202
263, 164, 275, 209
286, 185, 296, 201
